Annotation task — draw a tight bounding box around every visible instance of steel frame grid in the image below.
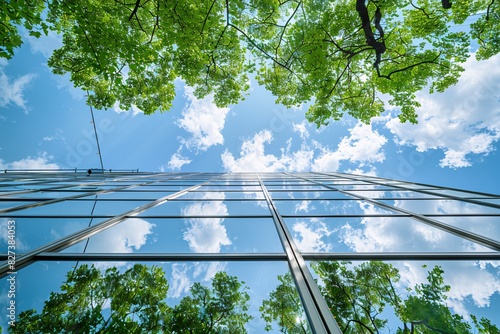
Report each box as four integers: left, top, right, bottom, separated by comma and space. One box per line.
1, 171, 499, 334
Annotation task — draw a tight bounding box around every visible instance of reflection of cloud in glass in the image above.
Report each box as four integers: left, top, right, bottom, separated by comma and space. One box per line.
293, 219, 332, 252
170, 262, 228, 298
344, 198, 500, 319
0, 218, 28, 251
86, 218, 155, 253
170, 263, 191, 298
294, 200, 313, 213
181, 194, 231, 253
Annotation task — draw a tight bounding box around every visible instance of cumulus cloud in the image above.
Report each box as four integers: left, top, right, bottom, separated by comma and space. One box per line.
386, 54, 500, 168
176, 86, 230, 151
222, 122, 387, 172
167, 152, 192, 170
85, 218, 155, 253
0, 152, 59, 170
292, 220, 332, 252
181, 193, 231, 253
312, 150, 340, 172
335, 122, 387, 164
0, 63, 36, 112
292, 121, 310, 140
221, 130, 289, 172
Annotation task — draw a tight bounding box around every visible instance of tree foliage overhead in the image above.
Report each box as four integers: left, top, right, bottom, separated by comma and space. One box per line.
261, 261, 500, 333
2, 0, 499, 124
10, 264, 252, 334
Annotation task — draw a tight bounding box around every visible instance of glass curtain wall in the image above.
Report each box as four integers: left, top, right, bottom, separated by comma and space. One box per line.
1, 171, 500, 333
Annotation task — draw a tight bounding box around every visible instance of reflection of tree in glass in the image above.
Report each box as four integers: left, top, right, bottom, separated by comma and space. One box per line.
260, 273, 310, 333
10, 264, 252, 333
261, 262, 499, 333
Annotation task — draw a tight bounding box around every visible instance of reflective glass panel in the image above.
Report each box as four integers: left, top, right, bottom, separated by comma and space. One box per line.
284, 217, 489, 253
62, 217, 283, 253
1, 261, 310, 333
0, 217, 106, 253
138, 199, 270, 217
377, 199, 500, 215
308, 260, 500, 332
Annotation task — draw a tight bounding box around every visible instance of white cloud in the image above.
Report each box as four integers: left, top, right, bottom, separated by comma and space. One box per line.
221, 130, 289, 172
295, 200, 313, 213
26, 30, 63, 58
222, 122, 387, 172
176, 87, 230, 151
181, 193, 231, 253
312, 150, 340, 172
169, 263, 192, 298
0, 65, 36, 112
112, 101, 143, 116
386, 54, 500, 168
292, 220, 332, 252
85, 218, 155, 253
292, 121, 310, 140
0, 152, 59, 170
169, 262, 227, 299
167, 152, 192, 170
335, 122, 387, 165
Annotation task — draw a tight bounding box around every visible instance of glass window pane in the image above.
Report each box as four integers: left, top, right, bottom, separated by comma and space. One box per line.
0, 217, 107, 253
308, 260, 500, 332
269, 191, 354, 200
274, 199, 397, 216
5, 199, 96, 215
285, 216, 494, 253
4, 261, 311, 333
138, 199, 271, 217
63, 217, 283, 254
377, 199, 500, 215
178, 191, 265, 199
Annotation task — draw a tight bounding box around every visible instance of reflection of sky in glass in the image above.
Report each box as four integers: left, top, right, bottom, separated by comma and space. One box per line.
285, 217, 490, 253
177, 191, 265, 199
0, 217, 106, 253
64, 217, 283, 254
269, 190, 354, 200
138, 199, 270, 217
274, 199, 397, 216
378, 199, 500, 215
6, 199, 96, 215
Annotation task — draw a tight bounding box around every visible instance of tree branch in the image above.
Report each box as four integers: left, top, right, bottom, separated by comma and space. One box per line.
200, 0, 217, 35
355, 0, 386, 70
378, 52, 443, 79
128, 0, 142, 21
486, 0, 495, 20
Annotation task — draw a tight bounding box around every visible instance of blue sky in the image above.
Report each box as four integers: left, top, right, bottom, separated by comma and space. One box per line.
1, 32, 500, 192
1, 28, 500, 332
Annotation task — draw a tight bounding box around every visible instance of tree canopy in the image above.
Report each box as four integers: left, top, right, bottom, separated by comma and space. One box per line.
2, 0, 499, 125
260, 261, 500, 333
10, 264, 252, 334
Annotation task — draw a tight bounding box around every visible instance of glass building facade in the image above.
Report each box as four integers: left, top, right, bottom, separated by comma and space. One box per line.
1, 171, 500, 333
